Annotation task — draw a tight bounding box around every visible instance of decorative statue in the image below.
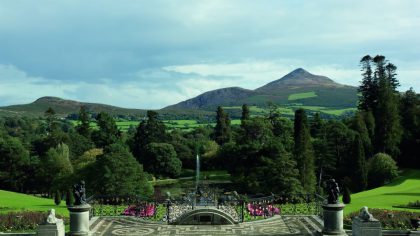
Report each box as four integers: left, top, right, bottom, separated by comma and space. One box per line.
326, 179, 340, 204
359, 206, 376, 221
46, 209, 62, 224
73, 180, 87, 205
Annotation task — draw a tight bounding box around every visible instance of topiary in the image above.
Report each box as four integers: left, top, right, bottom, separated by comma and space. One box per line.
342, 187, 351, 204
65, 189, 74, 206
54, 190, 61, 206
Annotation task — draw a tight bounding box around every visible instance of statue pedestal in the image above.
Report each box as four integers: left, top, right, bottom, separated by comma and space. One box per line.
36, 221, 65, 236
352, 216, 381, 236
319, 203, 347, 235
68, 204, 91, 236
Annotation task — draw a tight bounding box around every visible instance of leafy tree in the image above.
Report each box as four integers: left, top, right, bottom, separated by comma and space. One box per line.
271, 117, 294, 152
143, 143, 182, 178
310, 113, 324, 138
89, 143, 153, 197
76, 106, 91, 138
293, 109, 316, 193
239, 117, 273, 148
214, 106, 231, 145
241, 104, 250, 123
41, 143, 74, 191
362, 110, 375, 142
0, 135, 30, 191
367, 153, 398, 188
91, 112, 120, 148
73, 148, 103, 173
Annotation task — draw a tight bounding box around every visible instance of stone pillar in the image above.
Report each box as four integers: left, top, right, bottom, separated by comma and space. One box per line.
36, 209, 65, 236
352, 217, 381, 236
68, 204, 91, 236
320, 203, 347, 235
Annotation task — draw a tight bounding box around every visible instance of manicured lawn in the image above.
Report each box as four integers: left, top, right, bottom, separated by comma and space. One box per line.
288, 91, 317, 101
344, 169, 420, 215
0, 190, 69, 217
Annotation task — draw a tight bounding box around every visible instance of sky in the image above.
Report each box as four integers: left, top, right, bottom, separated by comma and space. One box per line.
0, 0, 419, 109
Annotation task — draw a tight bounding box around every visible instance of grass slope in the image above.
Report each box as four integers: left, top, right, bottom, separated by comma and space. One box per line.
0, 190, 68, 216
345, 169, 420, 215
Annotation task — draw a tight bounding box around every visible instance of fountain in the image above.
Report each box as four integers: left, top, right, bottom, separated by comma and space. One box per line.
195, 154, 200, 191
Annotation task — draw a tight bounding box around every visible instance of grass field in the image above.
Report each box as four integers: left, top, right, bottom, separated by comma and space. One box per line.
288, 91, 318, 101
344, 169, 420, 215
0, 190, 69, 216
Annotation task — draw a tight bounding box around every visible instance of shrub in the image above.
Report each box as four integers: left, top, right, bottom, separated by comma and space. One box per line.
0, 211, 68, 232
54, 190, 61, 206
342, 187, 351, 204
344, 208, 419, 230
368, 153, 398, 187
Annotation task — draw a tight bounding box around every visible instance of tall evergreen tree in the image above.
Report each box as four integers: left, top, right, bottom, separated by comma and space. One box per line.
293, 109, 316, 193
350, 112, 372, 158
358, 55, 377, 111
351, 133, 368, 191
373, 57, 402, 158
131, 110, 167, 162
92, 112, 120, 148
214, 106, 231, 145
400, 88, 420, 166
76, 106, 91, 138
241, 104, 250, 123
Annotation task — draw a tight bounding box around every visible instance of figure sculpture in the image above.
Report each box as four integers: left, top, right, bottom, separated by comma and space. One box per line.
46, 209, 63, 224
73, 180, 87, 205
326, 179, 340, 204
359, 206, 376, 221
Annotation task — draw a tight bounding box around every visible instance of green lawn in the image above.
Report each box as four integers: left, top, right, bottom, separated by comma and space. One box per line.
344, 169, 420, 215
0, 190, 69, 217
288, 91, 318, 101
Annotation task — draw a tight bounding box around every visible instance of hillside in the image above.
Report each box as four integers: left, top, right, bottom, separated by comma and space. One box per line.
345, 169, 420, 215
167, 87, 255, 110
0, 190, 68, 216
164, 68, 358, 110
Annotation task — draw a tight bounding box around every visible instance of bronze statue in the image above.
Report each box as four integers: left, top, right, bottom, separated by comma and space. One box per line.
326, 179, 340, 204
73, 180, 87, 205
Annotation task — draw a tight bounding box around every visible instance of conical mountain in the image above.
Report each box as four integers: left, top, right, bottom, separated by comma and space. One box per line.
164, 68, 357, 110
255, 68, 342, 93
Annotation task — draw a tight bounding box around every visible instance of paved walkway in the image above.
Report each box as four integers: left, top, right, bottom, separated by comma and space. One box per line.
90, 215, 322, 235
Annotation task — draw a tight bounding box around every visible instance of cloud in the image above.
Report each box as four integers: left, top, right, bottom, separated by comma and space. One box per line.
0, 1, 419, 107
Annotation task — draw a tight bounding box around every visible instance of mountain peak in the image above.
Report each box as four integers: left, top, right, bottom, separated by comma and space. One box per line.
255, 68, 342, 92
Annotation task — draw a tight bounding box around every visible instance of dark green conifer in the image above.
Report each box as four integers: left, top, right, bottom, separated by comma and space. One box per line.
293, 109, 316, 193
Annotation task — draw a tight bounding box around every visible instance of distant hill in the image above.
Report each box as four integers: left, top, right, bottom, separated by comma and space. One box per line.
0, 96, 213, 119
0, 96, 147, 118
164, 68, 358, 110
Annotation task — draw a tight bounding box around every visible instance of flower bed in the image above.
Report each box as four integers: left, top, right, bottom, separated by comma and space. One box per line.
246, 203, 280, 216
0, 211, 67, 232
123, 204, 156, 217
344, 208, 420, 230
